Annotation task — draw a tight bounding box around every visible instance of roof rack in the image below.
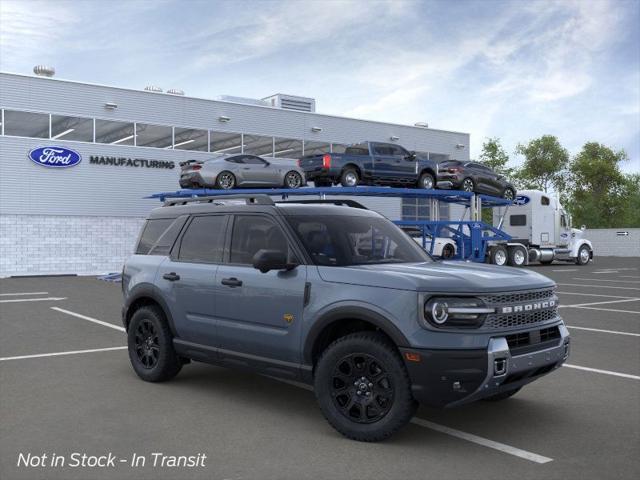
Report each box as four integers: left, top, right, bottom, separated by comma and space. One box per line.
276, 199, 369, 209
163, 194, 274, 207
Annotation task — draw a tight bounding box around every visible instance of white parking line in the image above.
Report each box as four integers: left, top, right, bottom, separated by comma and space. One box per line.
557, 291, 638, 299
566, 326, 640, 337
559, 298, 640, 308
552, 269, 578, 272
572, 278, 640, 284
557, 283, 640, 291
620, 275, 640, 279
410, 418, 553, 464
269, 377, 553, 463
592, 271, 620, 274
51, 307, 125, 332
566, 306, 640, 315
0, 297, 67, 303
0, 346, 126, 362
0, 292, 49, 296
563, 364, 640, 380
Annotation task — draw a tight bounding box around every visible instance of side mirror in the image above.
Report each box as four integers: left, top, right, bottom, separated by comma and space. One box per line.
581, 225, 586, 231
405, 151, 416, 160
252, 249, 296, 273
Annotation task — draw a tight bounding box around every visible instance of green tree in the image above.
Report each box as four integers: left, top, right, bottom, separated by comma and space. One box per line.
515, 135, 569, 193
479, 137, 514, 177
566, 142, 632, 228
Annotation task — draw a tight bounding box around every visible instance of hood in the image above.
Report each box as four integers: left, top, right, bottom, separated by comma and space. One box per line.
317, 261, 555, 293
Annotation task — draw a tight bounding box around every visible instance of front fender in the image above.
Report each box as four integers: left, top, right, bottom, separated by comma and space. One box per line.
571, 239, 593, 257
302, 302, 411, 365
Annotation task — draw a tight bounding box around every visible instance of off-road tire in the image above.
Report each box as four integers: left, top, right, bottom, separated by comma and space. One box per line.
482, 387, 521, 401
127, 306, 182, 382
314, 332, 417, 442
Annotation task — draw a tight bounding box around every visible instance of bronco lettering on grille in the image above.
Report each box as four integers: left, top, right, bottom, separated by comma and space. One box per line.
500, 299, 555, 314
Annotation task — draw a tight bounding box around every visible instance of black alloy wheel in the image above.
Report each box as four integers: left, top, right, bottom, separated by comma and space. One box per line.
134, 319, 160, 369
330, 353, 394, 424
462, 178, 475, 192
503, 188, 515, 201
216, 171, 236, 189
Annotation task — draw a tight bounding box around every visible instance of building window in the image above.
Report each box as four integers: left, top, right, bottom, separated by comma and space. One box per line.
173, 127, 208, 151
401, 199, 450, 222
51, 114, 93, 142
273, 137, 303, 159
3, 110, 49, 138
135, 123, 173, 149
244, 134, 274, 156
95, 119, 135, 145
210, 131, 243, 154
304, 140, 330, 156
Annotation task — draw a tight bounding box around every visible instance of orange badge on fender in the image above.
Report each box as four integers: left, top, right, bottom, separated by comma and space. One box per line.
283, 313, 294, 324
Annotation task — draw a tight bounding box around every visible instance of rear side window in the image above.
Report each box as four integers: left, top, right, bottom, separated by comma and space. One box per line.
148, 216, 188, 255
510, 215, 527, 226
345, 143, 369, 155
178, 215, 227, 263
136, 219, 174, 254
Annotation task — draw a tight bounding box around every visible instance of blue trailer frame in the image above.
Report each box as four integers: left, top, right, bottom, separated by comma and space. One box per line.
148, 186, 512, 263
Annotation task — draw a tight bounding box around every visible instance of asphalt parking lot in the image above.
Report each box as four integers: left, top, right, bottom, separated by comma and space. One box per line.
1, 257, 638, 480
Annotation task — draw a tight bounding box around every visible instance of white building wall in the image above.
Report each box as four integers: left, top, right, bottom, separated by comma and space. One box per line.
585, 228, 640, 257
0, 215, 144, 276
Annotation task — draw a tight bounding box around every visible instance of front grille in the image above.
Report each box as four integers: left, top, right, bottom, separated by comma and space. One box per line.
480, 288, 558, 330
480, 288, 555, 305
484, 308, 558, 330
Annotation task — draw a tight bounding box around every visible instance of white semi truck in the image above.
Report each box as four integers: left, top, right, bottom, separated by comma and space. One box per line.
488, 190, 593, 267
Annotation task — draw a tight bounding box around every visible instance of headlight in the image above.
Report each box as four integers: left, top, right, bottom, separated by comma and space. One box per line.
424, 297, 494, 328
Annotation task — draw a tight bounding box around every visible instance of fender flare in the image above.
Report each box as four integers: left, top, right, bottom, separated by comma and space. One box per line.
302, 305, 410, 365
571, 239, 593, 257
124, 283, 177, 336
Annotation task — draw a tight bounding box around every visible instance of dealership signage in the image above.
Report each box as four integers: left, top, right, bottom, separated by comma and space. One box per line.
28, 146, 82, 168
89, 156, 175, 169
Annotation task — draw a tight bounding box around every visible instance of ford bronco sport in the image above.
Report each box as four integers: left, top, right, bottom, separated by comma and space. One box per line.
122, 194, 570, 441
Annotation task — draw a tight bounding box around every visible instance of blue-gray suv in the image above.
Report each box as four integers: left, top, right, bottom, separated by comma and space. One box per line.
122, 195, 570, 441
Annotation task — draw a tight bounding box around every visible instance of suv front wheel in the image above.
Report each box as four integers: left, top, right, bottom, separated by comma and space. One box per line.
314, 332, 417, 442
127, 306, 182, 382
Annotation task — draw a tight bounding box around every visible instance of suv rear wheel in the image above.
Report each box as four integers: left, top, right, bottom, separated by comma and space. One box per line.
127, 306, 182, 382
314, 332, 416, 442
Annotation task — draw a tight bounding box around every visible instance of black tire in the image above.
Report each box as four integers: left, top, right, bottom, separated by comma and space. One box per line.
441, 243, 455, 259
503, 187, 515, 201
284, 170, 303, 189
461, 177, 475, 192
418, 172, 435, 190
507, 246, 527, 267
482, 387, 521, 402
576, 245, 591, 265
127, 306, 182, 382
340, 168, 359, 187
490, 245, 508, 266
216, 171, 236, 190
314, 332, 417, 442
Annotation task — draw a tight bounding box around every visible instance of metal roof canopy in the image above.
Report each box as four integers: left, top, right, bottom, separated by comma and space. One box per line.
148, 186, 513, 207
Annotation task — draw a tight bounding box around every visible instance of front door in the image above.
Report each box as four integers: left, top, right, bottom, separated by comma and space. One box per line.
156, 214, 229, 346
214, 214, 307, 366
241, 155, 279, 185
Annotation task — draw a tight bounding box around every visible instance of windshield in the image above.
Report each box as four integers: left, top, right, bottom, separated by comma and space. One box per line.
286, 215, 432, 266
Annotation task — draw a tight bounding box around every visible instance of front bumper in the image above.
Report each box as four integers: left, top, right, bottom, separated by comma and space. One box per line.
401, 323, 570, 407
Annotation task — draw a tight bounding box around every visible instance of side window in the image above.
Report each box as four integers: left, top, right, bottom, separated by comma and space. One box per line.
136, 218, 174, 254
510, 215, 527, 226
178, 215, 227, 263
389, 145, 408, 157
561, 215, 567, 228
226, 156, 244, 164
541, 196, 550, 206
230, 216, 291, 265
243, 155, 267, 165
148, 216, 188, 255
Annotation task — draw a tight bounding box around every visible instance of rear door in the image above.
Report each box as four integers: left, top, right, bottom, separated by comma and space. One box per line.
156, 214, 229, 346
214, 214, 307, 368
371, 143, 397, 181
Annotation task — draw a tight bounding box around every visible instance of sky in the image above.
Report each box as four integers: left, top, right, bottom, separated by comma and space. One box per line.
1, 0, 638, 172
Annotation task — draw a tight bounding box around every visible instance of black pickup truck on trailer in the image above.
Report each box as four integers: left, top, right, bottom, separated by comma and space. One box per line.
298, 141, 440, 189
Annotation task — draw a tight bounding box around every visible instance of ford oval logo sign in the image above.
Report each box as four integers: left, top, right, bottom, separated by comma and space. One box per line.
28, 146, 82, 168
514, 195, 530, 206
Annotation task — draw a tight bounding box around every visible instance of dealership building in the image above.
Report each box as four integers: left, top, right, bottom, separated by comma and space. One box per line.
0, 69, 470, 277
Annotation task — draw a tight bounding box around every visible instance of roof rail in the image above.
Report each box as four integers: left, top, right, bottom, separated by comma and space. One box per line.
276, 199, 369, 209
163, 194, 274, 207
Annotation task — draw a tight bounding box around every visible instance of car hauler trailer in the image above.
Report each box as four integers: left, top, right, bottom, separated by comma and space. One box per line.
488, 190, 593, 267
149, 186, 513, 263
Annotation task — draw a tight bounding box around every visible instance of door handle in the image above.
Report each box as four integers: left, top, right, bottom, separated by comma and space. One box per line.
162, 272, 180, 282
221, 277, 243, 287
